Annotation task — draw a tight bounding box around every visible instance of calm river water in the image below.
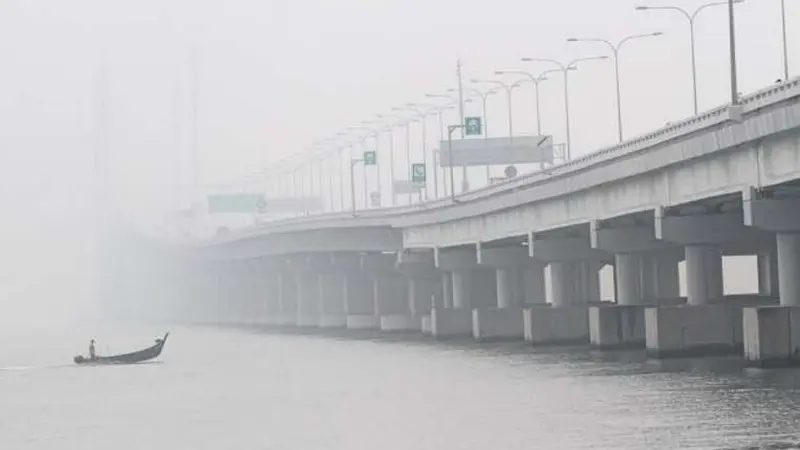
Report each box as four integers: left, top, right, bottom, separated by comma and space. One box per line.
2, 323, 800, 450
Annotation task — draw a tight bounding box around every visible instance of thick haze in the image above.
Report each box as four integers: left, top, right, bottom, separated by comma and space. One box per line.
0, 0, 791, 323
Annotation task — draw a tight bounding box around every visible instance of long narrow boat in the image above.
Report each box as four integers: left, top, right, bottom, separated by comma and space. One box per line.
74, 333, 170, 365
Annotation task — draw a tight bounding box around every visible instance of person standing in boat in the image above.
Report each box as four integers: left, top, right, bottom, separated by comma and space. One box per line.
89, 339, 96, 360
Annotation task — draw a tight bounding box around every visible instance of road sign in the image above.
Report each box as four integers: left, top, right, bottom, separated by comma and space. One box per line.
411, 163, 426, 183
369, 192, 381, 207
465, 117, 482, 136
363, 151, 377, 165
438, 135, 554, 167
504, 165, 518, 178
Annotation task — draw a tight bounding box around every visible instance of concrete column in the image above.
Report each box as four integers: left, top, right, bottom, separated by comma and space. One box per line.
496, 268, 514, 308
654, 251, 681, 299
615, 253, 642, 306
452, 270, 471, 309
685, 244, 723, 305
344, 274, 373, 315
639, 254, 657, 302
318, 274, 346, 327
550, 261, 575, 307
278, 274, 298, 322
523, 264, 547, 304
758, 249, 780, 297
373, 275, 404, 316
408, 277, 437, 316
441, 272, 453, 308
777, 233, 800, 306
580, 261, 602, 304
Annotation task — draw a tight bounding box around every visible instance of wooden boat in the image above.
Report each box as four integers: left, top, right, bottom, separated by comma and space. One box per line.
74, 333, 169, 365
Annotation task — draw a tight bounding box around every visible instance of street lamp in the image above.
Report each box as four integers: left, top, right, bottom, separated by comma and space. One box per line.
391, 107, 419, 204
425, 94, 475, 198
636, 0, 745, 113
404, 103, 441, 202
469, 79, 526, 138
781, 0, 790, 80
520, 56, 608, 160
447, 87, 497, 184
567, 32, 663, 142
495, 69, 560, 135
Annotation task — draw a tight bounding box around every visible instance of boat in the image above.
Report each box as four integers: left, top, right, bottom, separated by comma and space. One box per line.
74, 333, 170, 365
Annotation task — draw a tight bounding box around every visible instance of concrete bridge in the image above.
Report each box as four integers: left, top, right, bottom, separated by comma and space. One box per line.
180, 77, 800, 368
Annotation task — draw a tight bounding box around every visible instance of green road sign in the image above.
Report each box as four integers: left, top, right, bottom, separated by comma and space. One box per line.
363, 151, 377, 165
465, 116, 482, 135
411, 163, 426, 183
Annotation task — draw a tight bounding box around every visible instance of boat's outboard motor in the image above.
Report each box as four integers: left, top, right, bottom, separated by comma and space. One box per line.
73, 355, 85, 364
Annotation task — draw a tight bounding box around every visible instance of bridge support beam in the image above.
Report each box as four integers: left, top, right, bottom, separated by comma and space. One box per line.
430, 248, 479, 339
590, 250, 682, 349
471, 246, 533, 342
641, 206, 775, 358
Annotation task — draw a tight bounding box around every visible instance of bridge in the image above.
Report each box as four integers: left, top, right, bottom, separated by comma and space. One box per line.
174, 77, 800, 368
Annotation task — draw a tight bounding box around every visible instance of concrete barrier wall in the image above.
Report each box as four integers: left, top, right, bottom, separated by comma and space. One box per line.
472, 308, 524, 342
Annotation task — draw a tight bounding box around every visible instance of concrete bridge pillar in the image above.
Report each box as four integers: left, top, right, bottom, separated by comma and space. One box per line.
441, 272, 453, 308
654, 251, 681, 299
523, 263, 547, 304
295, 272, 320, 327
577, 260, 602, 304
550, 261, 575, 307
431, 248, 479, 338
344, 273, 378, 329
409, 277, 438, 316
495, 268, 517, 308
615, 253, 642, 306
776, 233, 800, 307
318, 273, 346, 328
452, 270, 471, 309
758, 246, 780, 297
684, 244, 723, 306
278, 273, 298, 326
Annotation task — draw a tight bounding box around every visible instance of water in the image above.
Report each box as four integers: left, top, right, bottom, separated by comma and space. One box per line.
2, 324, 800, 450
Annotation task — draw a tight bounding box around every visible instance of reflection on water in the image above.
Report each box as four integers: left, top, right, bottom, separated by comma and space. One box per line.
2, 325, 800, 450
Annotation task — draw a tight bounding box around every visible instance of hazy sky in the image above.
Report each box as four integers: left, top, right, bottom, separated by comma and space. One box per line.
0, 0, 792, 319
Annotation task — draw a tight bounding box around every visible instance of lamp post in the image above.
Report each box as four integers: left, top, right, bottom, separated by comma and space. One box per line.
636, 0, 745, 113
402, 103, 440, 202
425, 94, 474, 198
781, 0, 790, 80
391, 107, 422, 204
494, 69, 560, 135
520, 56, 608, 160
447, 88, 496, 183
469, 79, 526, 138
567, 32, 663, 142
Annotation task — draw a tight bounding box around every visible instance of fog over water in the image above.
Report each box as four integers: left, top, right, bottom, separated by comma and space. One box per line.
0, 2, 797, 447
0, 0, 786, 325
